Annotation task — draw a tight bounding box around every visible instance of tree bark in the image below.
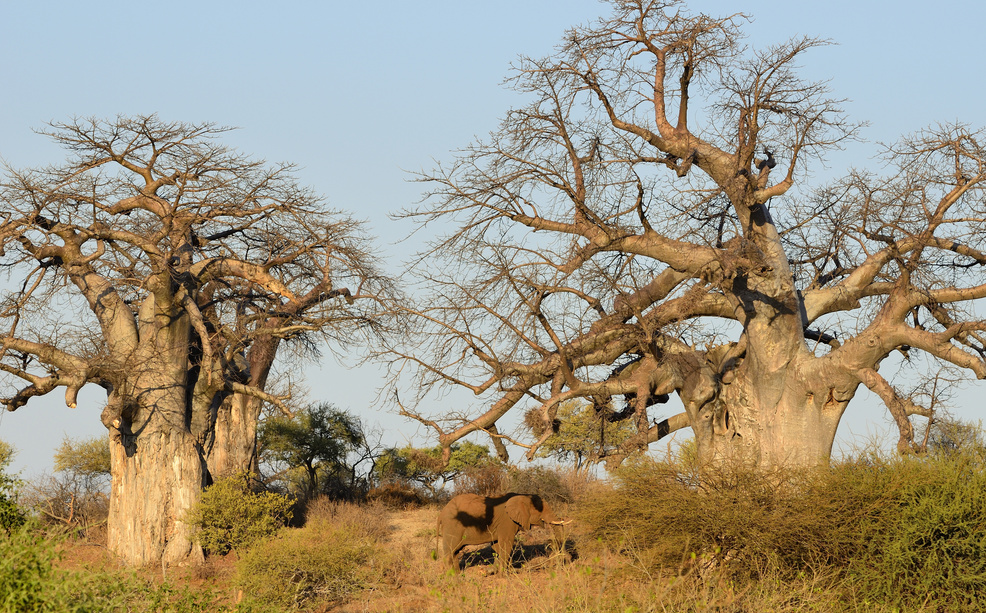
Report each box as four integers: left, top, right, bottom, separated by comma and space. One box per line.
688, 352, 857, 468
207, 394, 262, 479
205, 335, 278, 479
102, 293, 210, 566
108, 426, 206, 566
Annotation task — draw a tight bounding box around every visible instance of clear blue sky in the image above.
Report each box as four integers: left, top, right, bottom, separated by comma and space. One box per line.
1, 1, 983, 476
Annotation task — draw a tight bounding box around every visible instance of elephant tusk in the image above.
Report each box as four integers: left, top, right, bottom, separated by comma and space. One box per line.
550, 520, 573, 525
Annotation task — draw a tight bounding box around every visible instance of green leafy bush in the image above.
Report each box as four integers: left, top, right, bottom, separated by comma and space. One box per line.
0, 440, 25, 533
185, 472, 293, 555
0, 519, 237, 612
235, 501, 389, 610
0, 522, 139, 612
834, 451, 986, 611
0, 475, 25, 533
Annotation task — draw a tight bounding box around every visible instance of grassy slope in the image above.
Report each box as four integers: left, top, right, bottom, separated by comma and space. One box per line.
50, 504, 857, 613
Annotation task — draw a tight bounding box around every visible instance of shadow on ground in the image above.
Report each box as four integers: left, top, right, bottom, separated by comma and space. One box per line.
459, 539, 578, 570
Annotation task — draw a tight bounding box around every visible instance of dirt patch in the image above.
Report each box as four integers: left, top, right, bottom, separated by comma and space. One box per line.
387, 504, 440, 551
57, 540, 119, 573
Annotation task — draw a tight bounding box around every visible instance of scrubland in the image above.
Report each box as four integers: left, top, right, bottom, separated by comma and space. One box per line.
5, 441, 986, 612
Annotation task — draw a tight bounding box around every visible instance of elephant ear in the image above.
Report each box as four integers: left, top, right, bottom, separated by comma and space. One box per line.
505, 495, 534, 530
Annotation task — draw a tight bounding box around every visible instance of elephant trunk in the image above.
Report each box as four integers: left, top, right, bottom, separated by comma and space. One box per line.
547, 521, 567, 554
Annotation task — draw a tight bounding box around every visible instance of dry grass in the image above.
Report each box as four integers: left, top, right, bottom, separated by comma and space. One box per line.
326, 504, 848, 613
47, 498, 852, 612
45, 446, 986, 612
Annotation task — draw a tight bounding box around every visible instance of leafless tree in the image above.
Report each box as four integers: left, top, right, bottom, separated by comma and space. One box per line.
20, 471, 110, 538
387, 1, 986, 471
0, 116, 393, 565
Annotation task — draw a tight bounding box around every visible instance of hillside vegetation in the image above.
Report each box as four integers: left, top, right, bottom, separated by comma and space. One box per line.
3, 433, 985, 612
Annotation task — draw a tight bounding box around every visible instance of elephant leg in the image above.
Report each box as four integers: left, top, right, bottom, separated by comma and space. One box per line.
491, 539, 508, 571
442, 536, 458, 571
493, 528, 518, 571
452, 546, 467, 572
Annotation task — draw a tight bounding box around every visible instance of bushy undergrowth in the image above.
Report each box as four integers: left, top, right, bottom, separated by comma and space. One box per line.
452, 462, 507, 497
505, 465, 573, 504
0, 474, 25, 533
234, 499, 390, 610
452, 462, 592, 507
579, 443, 986, 611
366, 481, 426, 508
0, 523, 94, 612
14, 440, 986, 612
836, 449, 986, 610
0, 522, 229, 613
184, 472, 293, 555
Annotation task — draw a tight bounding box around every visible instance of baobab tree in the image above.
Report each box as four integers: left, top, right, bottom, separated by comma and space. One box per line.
0, 116, 391, 565
390, 1, 986, 470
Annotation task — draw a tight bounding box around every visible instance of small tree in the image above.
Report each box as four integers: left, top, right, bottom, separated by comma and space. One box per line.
259, 403, 375, 500
22, 436, 112, 531
375, 441, 496, 498
0, 440, 25, 532
924, 417, 985, 458
0, 440, 14, 469
525, 401, 636, 471
54, 436, 111, 492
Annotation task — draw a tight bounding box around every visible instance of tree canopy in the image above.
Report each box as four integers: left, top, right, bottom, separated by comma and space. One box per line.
524, 401, 636, 470
388, 0, 986, 469
54, 436, 111, 479
375, 441, 496, 497
259, 403, 375, 499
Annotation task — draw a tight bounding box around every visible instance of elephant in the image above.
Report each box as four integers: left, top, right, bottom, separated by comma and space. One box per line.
436, 492, 569, 571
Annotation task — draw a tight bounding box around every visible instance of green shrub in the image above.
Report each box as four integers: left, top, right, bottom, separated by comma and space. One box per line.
835, 452, 986, 611
0, 477, 25, 533
113, 580, 232, 613
235, 502, 388, 610
0, 520, 238, 612
185, 472, 293, 555
0, 441, 25, 533
0, 522, 130, 612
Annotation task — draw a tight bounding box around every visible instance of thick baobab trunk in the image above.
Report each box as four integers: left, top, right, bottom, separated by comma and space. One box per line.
688, 354, 858, 468
206, 335, 278, 479
108, 426, 206, 566
677, 200, 860, 468
103, 295, 209, 566
104, 378, 209, 566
